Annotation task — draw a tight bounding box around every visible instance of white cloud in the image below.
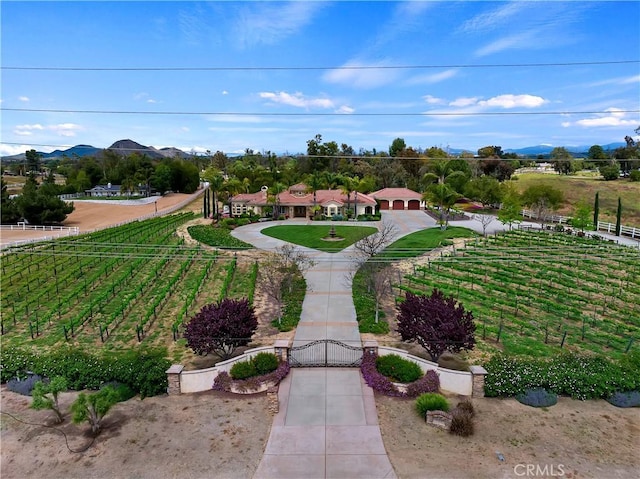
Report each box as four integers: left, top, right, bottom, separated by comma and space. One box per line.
19, 96, 30, 102
14, 123, 82, 137
335, 105, 354, 114
0, 143, 36, 156
564, 108, 638, 128
259, 91, 335, 109
458, 2, 528, 34
449, 97, 479, 108
221, 90, 229, 95
478, 94, 547, 109
323, 61, 401, 89
588, 75, 640, 87
235, 2, 326, 48
14, 124, 44, 135
406, 69, 459, 85
423, 95, 445, 105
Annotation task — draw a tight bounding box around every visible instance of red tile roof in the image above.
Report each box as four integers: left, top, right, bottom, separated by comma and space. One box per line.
370, 188, 422, 200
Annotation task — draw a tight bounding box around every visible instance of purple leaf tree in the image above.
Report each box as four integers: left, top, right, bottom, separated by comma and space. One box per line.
184, 298, 258, 360
397, 289, 476, 362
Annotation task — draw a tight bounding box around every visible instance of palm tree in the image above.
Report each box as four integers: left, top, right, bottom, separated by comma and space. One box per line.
423, 183, 460, 229
202, 167, 225, 219
268, 182, 287, 219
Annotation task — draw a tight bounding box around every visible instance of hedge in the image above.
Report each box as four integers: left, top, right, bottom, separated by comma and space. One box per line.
1, 346, 170, 398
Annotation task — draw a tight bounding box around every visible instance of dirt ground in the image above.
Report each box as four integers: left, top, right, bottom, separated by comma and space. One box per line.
0, 192, 201, 247
2, 386, 638, 479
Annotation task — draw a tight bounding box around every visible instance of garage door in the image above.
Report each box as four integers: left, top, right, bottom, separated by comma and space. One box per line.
407, 199, 420, 210
392, 200, 404, 210
379, 200, 389, 210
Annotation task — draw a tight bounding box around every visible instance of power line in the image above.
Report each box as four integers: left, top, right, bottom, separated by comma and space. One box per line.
2, 60, 638, 71
3, 107, 639, 117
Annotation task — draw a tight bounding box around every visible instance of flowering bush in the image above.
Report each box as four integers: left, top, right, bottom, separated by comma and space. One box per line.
484, 352, 640, 400
361, 352, 440, 398
213, 361, 290, 393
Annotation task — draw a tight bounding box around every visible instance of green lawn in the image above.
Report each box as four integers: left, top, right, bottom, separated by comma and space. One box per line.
381, 227, 477, 259
261, 225, 378, 252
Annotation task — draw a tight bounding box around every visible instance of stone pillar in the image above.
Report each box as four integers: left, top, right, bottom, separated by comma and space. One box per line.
469, 365, 488, 398
274, 339, 290, 363
267, 386, 279, 415
166, 364, 184, 395
363, 340, 379, 357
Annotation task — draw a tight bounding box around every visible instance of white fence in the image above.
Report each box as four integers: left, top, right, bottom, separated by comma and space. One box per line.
0, 224, 79, 234
521, 209, 639, 239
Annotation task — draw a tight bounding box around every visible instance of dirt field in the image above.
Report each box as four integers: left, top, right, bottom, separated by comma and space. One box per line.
2, 386, 638, 479
0, 192, 201, 247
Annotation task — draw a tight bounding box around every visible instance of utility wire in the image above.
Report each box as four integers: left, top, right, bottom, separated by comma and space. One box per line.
3, 108, 639, 117
2, 60, 638, 71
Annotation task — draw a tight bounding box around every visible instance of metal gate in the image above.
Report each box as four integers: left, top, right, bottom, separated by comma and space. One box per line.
289, 340, 363, 367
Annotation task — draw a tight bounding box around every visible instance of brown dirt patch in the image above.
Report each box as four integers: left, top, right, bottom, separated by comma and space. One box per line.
0, 386, 272, 479
1, 193, 201, 247
376, 393, 640, 479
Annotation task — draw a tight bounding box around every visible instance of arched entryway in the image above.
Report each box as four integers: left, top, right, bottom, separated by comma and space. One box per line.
392, 199, 404, 210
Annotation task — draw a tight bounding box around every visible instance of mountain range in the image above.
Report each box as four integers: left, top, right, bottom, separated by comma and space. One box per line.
1, 140, 627, 161
2, 139, 194, 162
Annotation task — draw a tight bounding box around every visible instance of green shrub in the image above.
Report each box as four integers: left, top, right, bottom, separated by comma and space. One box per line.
252, 352, 279, 375
376, 354, 423, 383
100, 381, 136, 402
220, 218, 237, 228
449, 408, 474, 437
416, 393, 449, 417
230, 361, 258, 380
630, 170, 640, 182
516, 388, 558, 408
236, 218, 251, 226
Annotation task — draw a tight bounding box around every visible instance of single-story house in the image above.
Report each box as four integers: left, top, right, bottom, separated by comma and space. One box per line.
369, 188, 425, 210
85, 183, 150, 197
230, 183, 377, 218
85, 183, 122, 197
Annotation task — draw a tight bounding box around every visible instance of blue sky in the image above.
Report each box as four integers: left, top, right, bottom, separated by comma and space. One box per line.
1, 1, 639, 157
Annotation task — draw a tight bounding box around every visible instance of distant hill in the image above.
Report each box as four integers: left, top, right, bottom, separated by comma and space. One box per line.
505, 142, 626, 157
41, 144, 101, 159
1, 140, 628, 162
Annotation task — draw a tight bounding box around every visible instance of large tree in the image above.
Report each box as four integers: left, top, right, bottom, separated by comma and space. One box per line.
15, 174, 75, 224
184, 298, 258, 360
551, 147, 573, 175
423, 183, 460, 229
464, 176, 503, 208
397, 289, 476, 362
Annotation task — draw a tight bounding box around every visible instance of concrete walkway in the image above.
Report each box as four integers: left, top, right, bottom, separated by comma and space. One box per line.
232, 220, 396, 479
